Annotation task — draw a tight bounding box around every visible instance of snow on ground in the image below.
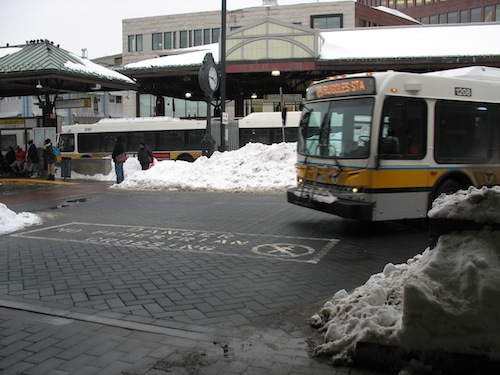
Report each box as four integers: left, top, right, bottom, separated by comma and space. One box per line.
0, 203, 42, 235
72, 142, 297, 193
2, 142, 500, 373
311, 186, 500, 371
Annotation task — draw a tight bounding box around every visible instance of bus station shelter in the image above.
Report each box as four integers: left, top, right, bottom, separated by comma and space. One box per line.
0, 40, 137, 127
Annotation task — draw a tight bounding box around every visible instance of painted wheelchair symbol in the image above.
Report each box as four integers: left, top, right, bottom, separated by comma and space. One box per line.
251, 243, 315, 258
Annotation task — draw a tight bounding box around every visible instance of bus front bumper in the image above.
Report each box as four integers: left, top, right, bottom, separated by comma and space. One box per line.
287, 187, 373, 221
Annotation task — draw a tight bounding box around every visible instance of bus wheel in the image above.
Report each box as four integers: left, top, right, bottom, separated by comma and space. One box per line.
433, 179, 464, 202
176, 154, 194, 162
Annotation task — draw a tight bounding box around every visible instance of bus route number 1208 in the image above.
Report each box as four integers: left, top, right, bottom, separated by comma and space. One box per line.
455, 87, 472, 97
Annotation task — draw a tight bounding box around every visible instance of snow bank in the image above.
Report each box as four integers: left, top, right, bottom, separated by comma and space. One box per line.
311, 186, 500, 368
0, 203, 42, 235
112, 142, 297, 193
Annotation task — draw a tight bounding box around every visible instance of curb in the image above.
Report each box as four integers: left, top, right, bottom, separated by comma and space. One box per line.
0, 178, 77, 185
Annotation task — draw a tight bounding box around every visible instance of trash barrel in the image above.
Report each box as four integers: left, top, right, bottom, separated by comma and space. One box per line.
61, 157, 71, 179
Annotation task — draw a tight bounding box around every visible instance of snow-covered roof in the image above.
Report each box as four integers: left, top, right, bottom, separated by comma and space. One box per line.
125, 44, 219, 70
319, 23, 500, 60
123, 23, 500, 70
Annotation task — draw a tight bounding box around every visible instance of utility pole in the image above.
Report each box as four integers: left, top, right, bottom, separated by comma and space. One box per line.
220, 0, 227, 151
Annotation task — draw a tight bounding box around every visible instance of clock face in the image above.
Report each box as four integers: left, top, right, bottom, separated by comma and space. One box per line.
208, 66, 219, 91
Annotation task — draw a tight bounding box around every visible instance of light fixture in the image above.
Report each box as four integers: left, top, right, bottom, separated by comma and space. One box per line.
35, 80, 43, 90
185, 92, 192, 98
91, 83, 101, 90
251, 93, 257, 99
271, 70, 280, 77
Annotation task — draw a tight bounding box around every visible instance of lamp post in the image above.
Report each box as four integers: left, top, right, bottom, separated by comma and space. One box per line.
220, 0, 227, 151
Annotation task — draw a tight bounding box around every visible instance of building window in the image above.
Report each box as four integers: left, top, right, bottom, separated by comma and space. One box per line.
420, 16, 428, 24
311, 14, 343, 30
180, 30, 188, 48
471, 7, 482, 22
429, 15, 438, 24
203, 29, 211, 44
496, 5, 500, 22
484, 6, 494, 22
152, 33, 162, 50
164, 31, 175, 49
212, 28, 220, 43
447, 12, 458, 23
194, 29, 202, 46
439, 13, 446, 23
128, 34, 143, 52
460, 10, 468, 22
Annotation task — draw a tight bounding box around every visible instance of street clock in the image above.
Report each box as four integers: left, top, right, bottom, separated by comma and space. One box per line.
198, 53, 219, 97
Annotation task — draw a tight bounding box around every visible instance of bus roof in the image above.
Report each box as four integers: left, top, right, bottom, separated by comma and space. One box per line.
307, 67, 500, 103
61, 117, 207, 133
238, 111, 301, 128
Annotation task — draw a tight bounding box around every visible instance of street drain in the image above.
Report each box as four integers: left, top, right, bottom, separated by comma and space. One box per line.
50, 197, 89, 209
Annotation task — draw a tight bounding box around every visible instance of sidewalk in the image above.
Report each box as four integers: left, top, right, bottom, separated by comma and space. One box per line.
0, 296, 383, 375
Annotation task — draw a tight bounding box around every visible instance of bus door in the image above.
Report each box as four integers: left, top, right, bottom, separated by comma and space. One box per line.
375, 97, 428, 220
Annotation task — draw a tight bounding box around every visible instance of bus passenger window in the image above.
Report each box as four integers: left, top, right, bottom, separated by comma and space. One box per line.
58, 134, 75, 152
380, 98, 427, 159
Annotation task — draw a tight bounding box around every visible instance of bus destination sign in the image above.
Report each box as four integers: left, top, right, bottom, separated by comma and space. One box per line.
307, 77, 376, 100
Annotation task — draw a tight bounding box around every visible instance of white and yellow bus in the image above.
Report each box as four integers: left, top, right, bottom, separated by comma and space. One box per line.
58, 117, 208, 162
287, 67, 500, 221
58, 112, 301, 161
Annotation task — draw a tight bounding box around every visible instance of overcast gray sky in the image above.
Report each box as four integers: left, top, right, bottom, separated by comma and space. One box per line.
0, 0, 325, 59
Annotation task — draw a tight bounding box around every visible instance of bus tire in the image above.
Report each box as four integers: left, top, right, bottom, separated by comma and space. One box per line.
176, 154, 194, 162
431, 179, 465, 205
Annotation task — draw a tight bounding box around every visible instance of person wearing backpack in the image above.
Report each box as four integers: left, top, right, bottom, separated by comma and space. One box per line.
43, 139, 57, 180
52, 144, 60, 157
137, 142, 153, 170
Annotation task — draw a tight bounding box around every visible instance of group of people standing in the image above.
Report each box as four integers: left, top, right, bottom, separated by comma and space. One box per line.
0, 139, 57, 180
1, 136, 153, 184
111, 137, 154, 184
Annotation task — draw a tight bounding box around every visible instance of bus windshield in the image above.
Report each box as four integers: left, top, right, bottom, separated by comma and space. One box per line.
298, 97, 374, 159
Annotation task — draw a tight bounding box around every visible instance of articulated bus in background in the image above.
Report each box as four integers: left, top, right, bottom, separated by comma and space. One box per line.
287, 67, 500, 221
58, 112, 301, 161
58, 117, 208, 162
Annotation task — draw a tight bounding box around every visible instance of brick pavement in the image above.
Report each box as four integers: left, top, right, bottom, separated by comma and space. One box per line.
0, 180, 428, 374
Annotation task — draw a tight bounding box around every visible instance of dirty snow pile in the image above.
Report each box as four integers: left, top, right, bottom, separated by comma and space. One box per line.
0, 203, 42, 235
311, 186, 500, 368
77, 142, 297, 193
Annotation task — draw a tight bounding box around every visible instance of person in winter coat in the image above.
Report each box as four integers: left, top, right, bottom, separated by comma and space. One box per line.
10, 146, 26, 175
137, 142, 153, 170
43, 139, 57, 181
111, 136, 125, 184
4, 147, 15, 175
26, 140, 40, 178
